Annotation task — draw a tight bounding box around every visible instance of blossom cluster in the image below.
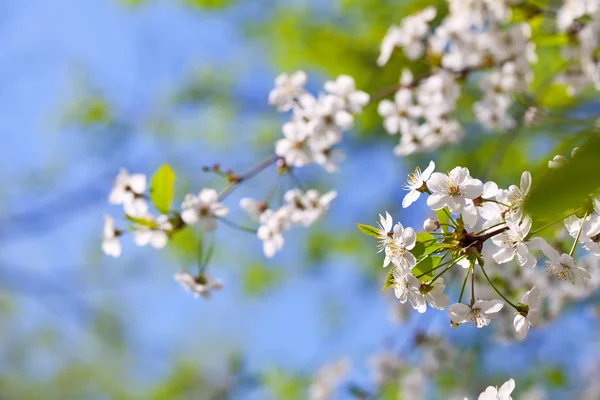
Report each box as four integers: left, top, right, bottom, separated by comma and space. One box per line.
362, 155, 599, 340
241, 188, 337, 258
270, 72, 369, 172
374, 0, 600, 156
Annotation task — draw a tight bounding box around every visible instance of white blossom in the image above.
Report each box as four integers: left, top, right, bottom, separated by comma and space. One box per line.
402, 161, 435, 208
174, 271, 223, 299
545, 253, 591, 285
133, 214, 172, 249
448, 300, 504, 328
478, 378, 515, 400
102, 215, 121, 258
268, 70, 307, 111
426, 167, 484, 214
108, 168, 148, 217
393, 270, 426, 313
384, 223, 417, 271
514, 286, 541, 340
181, 189, 229, 231
324, 75, 370, 113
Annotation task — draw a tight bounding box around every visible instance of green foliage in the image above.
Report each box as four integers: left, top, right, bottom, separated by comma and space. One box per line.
382, 266, 396, 291
182, 0, 236, 8
526, 135, 600, 221
242, 263, 284, 296
412, 255, 443, 282
262, 369, 307, 400
435, 208, 450, 233
544, 367, 567, 387
169, 225, 200, 264
411, 232, 444, 258
150, 164, 176, 214
126, 214, 158, 228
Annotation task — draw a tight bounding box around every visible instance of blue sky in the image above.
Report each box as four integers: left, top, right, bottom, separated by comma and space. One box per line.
1, 1, 599, 398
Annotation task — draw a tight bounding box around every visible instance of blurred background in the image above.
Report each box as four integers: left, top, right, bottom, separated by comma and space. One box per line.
1, 0, 600, 399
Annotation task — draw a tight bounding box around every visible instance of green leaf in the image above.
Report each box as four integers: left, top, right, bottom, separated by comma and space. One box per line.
150, 164, 176, 214
525, 135, 600, 221
533, 33, 569, 47
381, 267, 395, 291
412, 256, 443, 282
435, 208, 450, 233
411, 232, 443, 258
357, 223, 380, 238
125, 214, 157, 228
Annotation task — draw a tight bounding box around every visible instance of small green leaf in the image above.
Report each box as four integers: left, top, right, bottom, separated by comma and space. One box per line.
150, 164, 176, 214
533, 34, 569, 47
125, 214, 157, 228
411, 232, 444, 258
435, 208, 450, 233
412, 256, 443, 282
357, 223, 380, 238
382, 267, 395, 291
544, 367, 566, 387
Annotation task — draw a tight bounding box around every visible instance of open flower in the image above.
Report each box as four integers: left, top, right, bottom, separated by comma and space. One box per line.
392, 270, 426, 313
402, 161, 435, 208
448, 300, 504, 328
478, 378, 515, 400
514, 286, 541, 340
491, 218, 556, 268
133, 214, 172, 249
108, 168, 148, 217
174, 271, 223, 299
324, 75, 370, 113
545, 253, 591, 285
506, 171, 531, 227
102, 215, 121, 257
424, 278, 450, 310
268, 70, 307, 111
426, 167, 483, 214
384, 223, 417, 272
181, 189, 229, 231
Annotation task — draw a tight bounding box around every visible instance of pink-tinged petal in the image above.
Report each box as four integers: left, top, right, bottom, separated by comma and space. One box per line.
426, 193, 447, 210
479, 299, 504, 314
448, 303, 471, 324
426, 172, 448, 192
402, 227, 417, 249
402, 189, 421, 208
461, 179, 484, 199
520, 171, 531, 194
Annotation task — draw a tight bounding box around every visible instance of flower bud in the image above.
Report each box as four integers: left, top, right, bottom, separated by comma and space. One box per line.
548, 155, 567, 169
423, 218, 440, 232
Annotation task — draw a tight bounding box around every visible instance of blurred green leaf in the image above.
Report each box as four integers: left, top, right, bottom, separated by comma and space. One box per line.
525, 135, 600, 220
125, 214, 158, 228
544, 367, 566, 387
262, 369, 306, 400
150, 164, 176, 214
242, 263, 284, 296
